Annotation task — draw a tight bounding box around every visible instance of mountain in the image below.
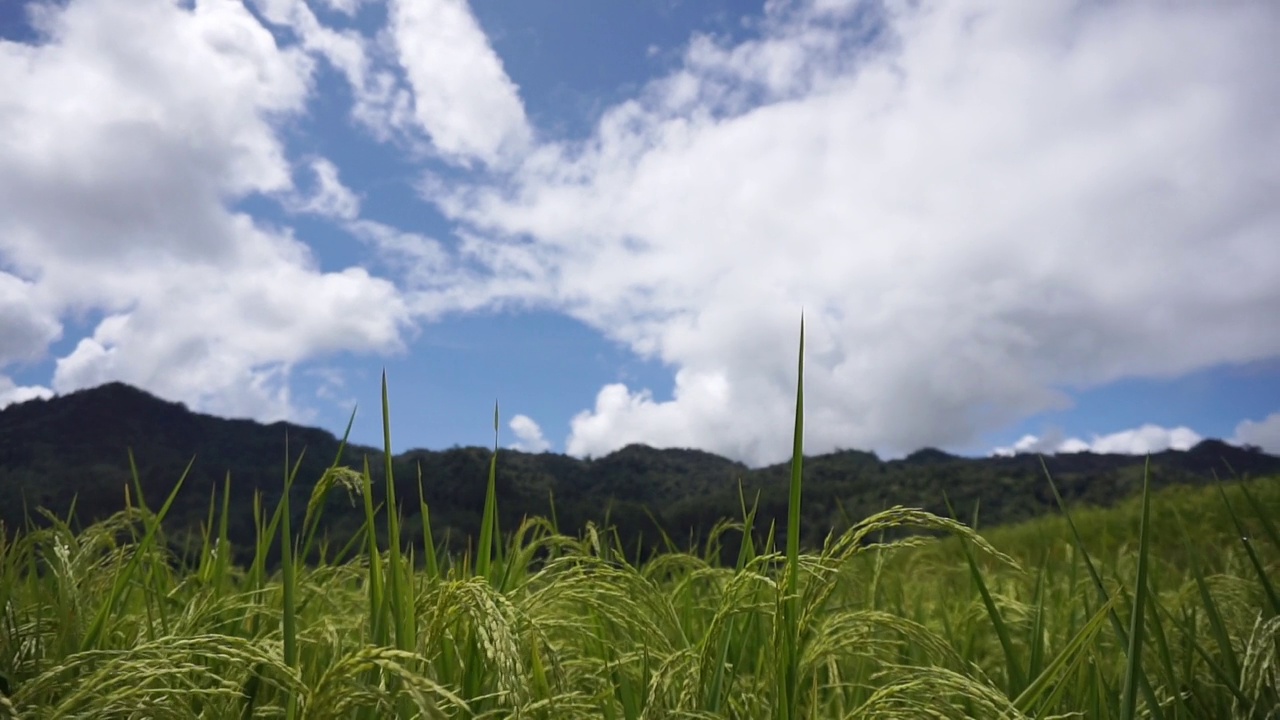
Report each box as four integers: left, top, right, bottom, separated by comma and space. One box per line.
3, 382, 1278, 562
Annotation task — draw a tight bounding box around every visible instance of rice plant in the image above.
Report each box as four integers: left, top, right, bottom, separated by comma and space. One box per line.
0, 326, 1276, 718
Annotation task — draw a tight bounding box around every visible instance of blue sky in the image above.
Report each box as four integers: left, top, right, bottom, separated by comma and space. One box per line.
1, 0, 1278, 465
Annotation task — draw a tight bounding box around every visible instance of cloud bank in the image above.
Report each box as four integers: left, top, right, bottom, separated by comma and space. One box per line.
0, 0, 410, 418
1234, 413, 1280, 454
994, 424, 1205, 457
432, 0, 1280, 464
2, 0, 1277, 467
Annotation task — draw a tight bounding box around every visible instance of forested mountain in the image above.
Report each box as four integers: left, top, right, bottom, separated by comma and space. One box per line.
3, 382, 1277, 562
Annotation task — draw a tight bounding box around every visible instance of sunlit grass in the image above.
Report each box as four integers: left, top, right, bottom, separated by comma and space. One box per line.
0, 328, 1276, 718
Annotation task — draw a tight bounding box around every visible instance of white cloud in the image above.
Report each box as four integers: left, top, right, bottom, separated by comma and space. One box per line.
248, 0, 408, 139
5, 0, 1276, 465
50, 256, 407, 419
1086, 426, 1204, 455
387, 0, 531, 165
995, 424, 1203, 457
1234, 413, 1280, 454
427, 0, 1280, 465
0, 0, 412, 420
509, 414, 551, 453
992, 430, 1075, 457
0, 271, 61, 365
567, 369, 747, 458
0, 376, 53, 409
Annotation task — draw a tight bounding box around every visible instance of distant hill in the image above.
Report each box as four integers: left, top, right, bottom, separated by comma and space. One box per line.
3, 382, 1278, 562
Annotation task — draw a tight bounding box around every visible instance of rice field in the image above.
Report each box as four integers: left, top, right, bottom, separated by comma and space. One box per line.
1, 331, 1277, 719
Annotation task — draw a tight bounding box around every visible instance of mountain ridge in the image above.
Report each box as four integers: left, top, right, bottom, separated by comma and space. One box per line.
3, 381, 1277, 561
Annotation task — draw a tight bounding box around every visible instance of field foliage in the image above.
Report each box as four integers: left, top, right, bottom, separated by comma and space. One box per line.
1, 333, 1277, 718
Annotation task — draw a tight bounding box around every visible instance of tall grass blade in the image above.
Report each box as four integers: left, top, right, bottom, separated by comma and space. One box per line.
946, 492, 1025, 695
1013, 593, 1115, 714
379, 372, 417, 719
418, 465, 440, 580
1119, 458, 1152, 720
477, 401, 500, 583
279, 439, 303, 720
1172, 507, 1244, 689
300, 404, 358, 563
1237, 481, 1280, 550
1217, 484, 1280, 615
780, 315, 804, 720
381, 373, 411, 647
360, 454, 386, 648
1040, 457, 1166, 720
81, 453, 192, 652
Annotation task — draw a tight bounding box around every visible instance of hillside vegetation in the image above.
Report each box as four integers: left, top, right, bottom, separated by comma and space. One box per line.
0, 440, 1275, 717
3, 381, 1278, 563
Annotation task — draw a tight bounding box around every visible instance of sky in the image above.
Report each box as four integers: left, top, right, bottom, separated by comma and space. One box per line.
1, 0, 1279, 467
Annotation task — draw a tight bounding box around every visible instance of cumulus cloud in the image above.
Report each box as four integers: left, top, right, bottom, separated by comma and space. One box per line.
567, 370, 745, 458
994, 424, 1204, 457
0, 0, 411, 419
50, 256, 407, 419
4, 0, 1277, 466
428, 0, 1280, 465
509, 414, 551, 453
0, 376, 53, 409
387, 0, 531, 165
1234, 413, 1280, 454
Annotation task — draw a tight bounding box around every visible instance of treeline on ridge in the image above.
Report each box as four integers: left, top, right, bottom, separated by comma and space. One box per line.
2, 382, 1278, 565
